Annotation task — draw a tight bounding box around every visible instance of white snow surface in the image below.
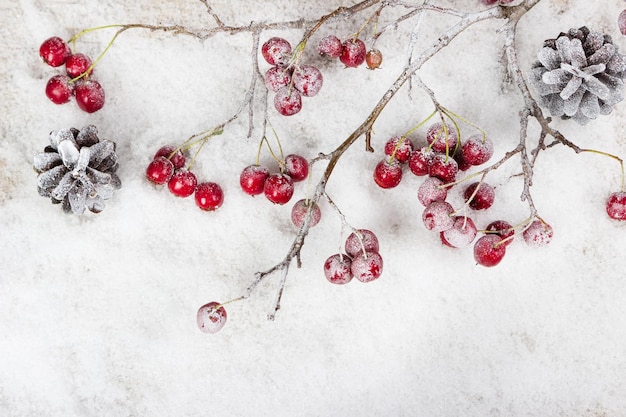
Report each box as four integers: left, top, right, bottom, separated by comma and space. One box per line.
2, 1, 626, 416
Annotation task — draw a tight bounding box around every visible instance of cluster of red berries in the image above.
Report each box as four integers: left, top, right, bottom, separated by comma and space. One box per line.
262, 37, 323, 116
317, 35, 383, 70
323, 229, 383, 284
145, 145, 224, 211
39, 36, 105, 113
239, 154, 309, 205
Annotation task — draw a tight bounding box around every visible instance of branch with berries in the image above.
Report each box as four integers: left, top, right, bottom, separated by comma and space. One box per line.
35, 0, 626, 334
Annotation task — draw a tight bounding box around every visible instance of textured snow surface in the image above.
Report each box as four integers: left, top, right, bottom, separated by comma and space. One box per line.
2, 1, 626, 416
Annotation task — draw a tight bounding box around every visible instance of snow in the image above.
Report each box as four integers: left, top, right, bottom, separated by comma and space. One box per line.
2, 0, 626, 416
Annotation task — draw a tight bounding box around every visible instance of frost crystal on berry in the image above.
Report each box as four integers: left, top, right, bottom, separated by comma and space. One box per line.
529, 27, 626, 124
34, 125, 121, 214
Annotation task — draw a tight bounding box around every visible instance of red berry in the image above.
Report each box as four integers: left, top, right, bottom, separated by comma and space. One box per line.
168, 169, 197, 197
323, 254, 353, 285
429, 153, 458, 183
351, 251, 383, 283
154, 145, 186, 169
473, 235, 506, 267
284, 154, 309, 182
373, 159, 403, 189
264, 65, 292, 92
606, 192, 626, 220
292, 65, 323, 97
340, 38, 366, 67
620, 10, 626, 36
464, 181, 495, 210
39, 36, 70, 67
65, 53, 93, 78
408, 147, 434, 176
485, 220, 515, 246
45, 74, 74, 104
417, 176, 447, 207
291, 199, 321, 228
195, 182, 224, 211
440, 216, 477, 248
365, 49, 383, 69
263, 173, 294, 204
462, 134, 494, 166
274, 86, 302, 116
522, 220, 553, 247
74, 80, 105, 113
384, 136, 414, 163
146, 156, 175, 185
197, 302, 227, 334
422, 201, 454, 232
261, 37, 292, 65
240, 165, 270, 196
345, 229, 380, 258
318, 35, 343, 58
426, 122, 458, 154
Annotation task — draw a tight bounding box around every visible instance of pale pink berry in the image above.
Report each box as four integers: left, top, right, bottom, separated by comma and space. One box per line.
422, 201, 454, 232
318, 35, 343, 57
274, 86, 302, 116
522, 219, 553, 247
261, 37, 292, 65
351, 251, 383, 283
324, 254, 353, 284
440, 216, 477, 248
265, 65, 292, 92
292, 65, 323, 97
417, 176, 447, 207
345, 229, 379, 258
291, 199, 322, 228
197, 302, 227, 334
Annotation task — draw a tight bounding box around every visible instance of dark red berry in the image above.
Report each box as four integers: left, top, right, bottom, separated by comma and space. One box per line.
261, 37, 292, 65
464, 182, 495, 210
284, 154, 309, 182
429, 153, 458, 183
384, 136, 414, 163
340, 38, 366, 67
274, 86, 302, 116
240, 165, 270, 196
197, 302, 227, 334
606, 192, 626, 220
351, 251, 383, 283
408, 147, 434, 176
323, 254, 353, 285
474, 235, 506, 267
65, 53, 93, 78
168, 169, 197, 197
264, 65, 292, 92
292, 65, 323, 97
146, 156, 175, 185
39, 36, 70, 67
263, 173, 294, 204
195, 182, 224, 211
345, 229, 380, 258
485, 220, 515, 246
154, 145, 186, 169
45, 75, 74, 104
462, 134, 494, 166
291, 199, 322, 228
365, 49, 383, 69
373, 159, 403, 189
74, 80, 105, 113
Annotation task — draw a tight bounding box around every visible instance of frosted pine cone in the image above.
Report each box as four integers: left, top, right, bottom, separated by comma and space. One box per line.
33, 125, 121, 214
529, 27, 626, 124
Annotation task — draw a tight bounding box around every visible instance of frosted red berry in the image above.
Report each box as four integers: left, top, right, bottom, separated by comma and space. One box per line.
351, 251, 383, 283
45, 74, 74, 104
195, 182, 224, 211
274, 86, 302, 116
485, 220, 515, 246
168, 169, 197, 197
323, 254, 353, 285
345, 229, 380, 258
197, 302, 227, 334
365, 49, 383, 69
606, 192, 626, 220
146, 156, 175, 185
292, 65, 323, 97
291, 199, 322, 228
462, 134, 494, 166
340, 38, 366, 68
284, 154, 309, 182
429, 153, 458, 184
426, 122, 458, 154
408, 147, 434, 176
422, 201, 454, 232
74, 80, 105, 113
240, 165, 270, 196
522, 219, 553, 247
261, 37, 292, 65
39, 36, 71, 67
263, 173, 294, 204
417, 176, 447, 207
373, 159, 403, 189
318, 35, 343, 57
264, 65, 292, 92
440, 216, 477, 248
384, 136, 414, 163
154, 145, 186, 169
473, 235, 506, 267
65, 53, 93, 78
464, 182, 495, 210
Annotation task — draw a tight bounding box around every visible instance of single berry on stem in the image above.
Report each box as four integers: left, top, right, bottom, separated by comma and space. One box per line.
291, 199, 322, 228
197, 302, 227, 334
154, 145, 186, 169
408, 147, 434, 176
283, 154, 309, 182
39, 36, 71, 67
195, 182, 224, 211
462, 134, 494, 166
345, 229, 379, 258
422, 201, 455, 232
74, 79, 105, 113
240, 164, 270, 196
426, 122, 458, 154
384, 136, 414, 163
45, 75, 74, 104
292, 65, 323, 97
274, 86, 302, 116
318, 35, 343, 57
441, 216, 477, 248
365, 49, 383, 69
522, 219, 553, 247
351, 251, 383, 283
263, 173, 294, 204
429, 153, 458, 184
146, 156, 175, 185
464, 181, 496, 210
474, 235, 506, 267
65, 53, 93, 78
168, 169, 198, 197
606, 191, 626, 220
373, 159, 403, 189
264, 65, 292, 92
261, 37, 292, 65
340, 38, 366, 68
323, 254, 353, 285
417, 176, 447, 207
